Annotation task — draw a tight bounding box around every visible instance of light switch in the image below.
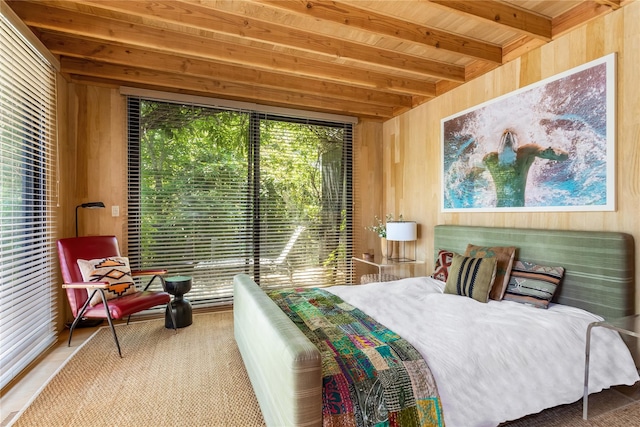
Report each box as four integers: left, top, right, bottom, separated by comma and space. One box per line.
112, 205, 120, 217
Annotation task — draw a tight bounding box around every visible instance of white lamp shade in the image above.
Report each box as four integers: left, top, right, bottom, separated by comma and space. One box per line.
386, 221, 417, 241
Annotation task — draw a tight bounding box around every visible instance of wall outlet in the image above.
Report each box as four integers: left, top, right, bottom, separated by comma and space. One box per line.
111, 205, 120, 217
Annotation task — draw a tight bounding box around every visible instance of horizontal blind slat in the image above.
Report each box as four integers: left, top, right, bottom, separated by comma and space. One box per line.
0, 11, 58, 390
127, 98, 353, 308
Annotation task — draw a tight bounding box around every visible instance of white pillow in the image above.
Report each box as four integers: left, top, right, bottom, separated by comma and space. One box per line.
77, 257, 137, 306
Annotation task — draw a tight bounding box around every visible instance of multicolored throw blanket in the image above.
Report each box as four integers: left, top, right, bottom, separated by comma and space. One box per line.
267, 287, 445, 427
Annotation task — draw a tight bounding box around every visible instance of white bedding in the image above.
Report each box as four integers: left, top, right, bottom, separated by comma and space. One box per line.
326, 276, 639, 427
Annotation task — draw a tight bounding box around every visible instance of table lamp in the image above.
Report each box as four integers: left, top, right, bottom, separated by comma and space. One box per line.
386, 221, 417, 261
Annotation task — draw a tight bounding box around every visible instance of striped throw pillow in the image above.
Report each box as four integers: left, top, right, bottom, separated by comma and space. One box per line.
503, 261, 564, 309
444, 253, 497, 303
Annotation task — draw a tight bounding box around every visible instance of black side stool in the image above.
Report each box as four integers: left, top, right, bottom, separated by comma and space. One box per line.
165, 276, 192, 328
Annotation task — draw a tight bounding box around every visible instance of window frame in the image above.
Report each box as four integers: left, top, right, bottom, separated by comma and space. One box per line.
126, 96, 354, 305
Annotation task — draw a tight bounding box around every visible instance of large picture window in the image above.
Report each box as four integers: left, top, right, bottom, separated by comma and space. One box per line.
127, 98, 352, 306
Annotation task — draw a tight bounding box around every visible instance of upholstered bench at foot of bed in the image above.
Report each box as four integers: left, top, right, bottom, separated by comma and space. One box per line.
233, 274, 322, 427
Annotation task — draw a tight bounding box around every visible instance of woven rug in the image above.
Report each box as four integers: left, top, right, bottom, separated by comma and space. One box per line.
502, 386, 640, 427
11, 311, 265, 427
11, 310, 639, 427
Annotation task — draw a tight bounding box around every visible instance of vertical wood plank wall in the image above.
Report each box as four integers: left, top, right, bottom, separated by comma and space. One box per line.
56, 83, 127, 322
61, 84, 127, 244
380, 2, 640, 311
353, 120, 384, 280
55, 74, 71, 329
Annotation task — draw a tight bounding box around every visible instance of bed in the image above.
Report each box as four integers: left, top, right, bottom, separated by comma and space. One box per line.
233, 225, 639, 427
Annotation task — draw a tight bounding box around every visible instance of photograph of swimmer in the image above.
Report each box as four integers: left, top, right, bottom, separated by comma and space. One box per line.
441, 54, 615, 212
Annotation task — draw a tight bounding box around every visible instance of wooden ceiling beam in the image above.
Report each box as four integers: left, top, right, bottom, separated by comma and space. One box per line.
70, 74, 396, 121
502, 36, 547, 63
552, 1, 615, 38
253, 0, 503, 64
7, 0, 625, 120
429, 0, 552, 41
41, 32, 412, 108
60, 58, 399, 119
71, 0, 465, 82
593, 0, 622, 10
12, 2, 436, 97
436, 60, 499, 97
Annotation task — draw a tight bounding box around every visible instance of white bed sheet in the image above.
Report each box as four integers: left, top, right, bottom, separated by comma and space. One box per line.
326, 276, 639, 427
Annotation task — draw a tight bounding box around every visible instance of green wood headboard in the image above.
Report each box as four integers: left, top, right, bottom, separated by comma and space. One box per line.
434, 225, 635, 320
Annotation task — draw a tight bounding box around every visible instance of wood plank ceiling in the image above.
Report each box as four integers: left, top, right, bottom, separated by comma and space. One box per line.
6, 0, 627, 120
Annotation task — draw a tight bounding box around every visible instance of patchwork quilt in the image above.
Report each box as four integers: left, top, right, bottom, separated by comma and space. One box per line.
268, 287, 445, 427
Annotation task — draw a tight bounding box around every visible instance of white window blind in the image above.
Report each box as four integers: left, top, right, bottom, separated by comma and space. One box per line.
127, 98, 353, 306
0, 11, 58, 390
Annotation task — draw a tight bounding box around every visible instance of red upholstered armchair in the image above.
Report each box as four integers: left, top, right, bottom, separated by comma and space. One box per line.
57, 236, 176, 357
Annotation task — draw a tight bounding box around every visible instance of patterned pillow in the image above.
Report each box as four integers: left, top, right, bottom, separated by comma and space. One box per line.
77, 257, 137, 306
431, 249, 454, 282
444, 253, 497, 303
465, 244, 516, 301
503, 261, 565, 309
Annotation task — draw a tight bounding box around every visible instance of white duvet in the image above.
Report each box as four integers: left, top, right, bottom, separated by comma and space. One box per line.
326, 276, 639, 427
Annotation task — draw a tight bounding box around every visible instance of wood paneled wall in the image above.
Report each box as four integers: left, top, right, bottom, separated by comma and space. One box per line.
55, 83, 128, 322
353, 120, 384, 280
61, 84, 128, 244
381, 2, 640, 311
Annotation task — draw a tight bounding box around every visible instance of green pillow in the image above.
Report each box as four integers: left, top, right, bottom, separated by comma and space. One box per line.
444, 253, 497, 303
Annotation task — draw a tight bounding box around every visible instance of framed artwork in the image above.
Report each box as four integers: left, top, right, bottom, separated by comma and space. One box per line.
441, 53, 616, 212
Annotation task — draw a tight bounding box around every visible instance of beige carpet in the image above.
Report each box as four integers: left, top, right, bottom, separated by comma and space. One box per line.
11, 311, 265, 427
11, 310, 640, 427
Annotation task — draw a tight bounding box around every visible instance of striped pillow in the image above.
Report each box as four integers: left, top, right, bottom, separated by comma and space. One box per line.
503, 261, 565, 309
444, 253, 497, 303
